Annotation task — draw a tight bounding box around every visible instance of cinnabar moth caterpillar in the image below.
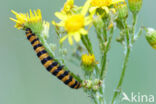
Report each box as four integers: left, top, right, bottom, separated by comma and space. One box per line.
25, 28, 81, 89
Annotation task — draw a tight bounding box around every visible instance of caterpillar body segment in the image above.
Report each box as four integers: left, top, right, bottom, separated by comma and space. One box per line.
25, 28, 81, 89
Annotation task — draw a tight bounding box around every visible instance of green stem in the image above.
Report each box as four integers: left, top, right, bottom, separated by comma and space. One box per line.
85, 35, 93, 54
103, 23, 107, 42
93, 94, 99, 104
111, 22, 131, 104
105, 28, 114, 53
131, 14, 137, 44
100, 53, 107, 79
93, 99, 98, 104
111, 47, 130, 104
100, 28, 114, 79
81, 35, 92, 53
95, 26, 105, 52
38, 35, 82, 82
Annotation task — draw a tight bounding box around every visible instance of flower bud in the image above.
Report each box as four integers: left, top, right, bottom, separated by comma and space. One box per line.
82, 80, 92, 89
145, 28, 156, 49
59, 48, 68, 56
93, 16, 104, 29
81, 54, 96, 66
128, 0, 143, 15
62, 0, 74, 14
92, 85, 99, 91
115, 2, 128, 19
42, 21, 50, 39
93, 79, 102, 86
49, 43, 57, 51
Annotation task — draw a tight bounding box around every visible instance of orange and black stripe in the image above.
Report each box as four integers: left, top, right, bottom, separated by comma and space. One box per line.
25, 28, 81, 89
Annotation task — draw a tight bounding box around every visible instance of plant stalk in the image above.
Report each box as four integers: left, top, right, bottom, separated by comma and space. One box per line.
131, 14, 137, 43
111, 22, 131, 104
100, 28, 114, 79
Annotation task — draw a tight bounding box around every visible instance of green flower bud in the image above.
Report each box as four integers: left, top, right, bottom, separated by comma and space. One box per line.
92, 85, 99, 91
59, 48, 68, 56
62, 48, 68, 55
49, 43, 57, 51
128, 0, 143, 15
92, 79, 103, 91
42, 21, 50, 40
145, 28, 156, 49
82, 80, 92, 89
93, 79, 102, 86
116, 31, 125, 43
93, 16, 104, 29
115, 2, 128, 19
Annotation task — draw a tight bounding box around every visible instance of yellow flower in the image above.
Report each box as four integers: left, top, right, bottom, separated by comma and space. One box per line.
62, 0, 74, 14
64, 15, 84, 32
10, 9, 43, 34
89, 0, 125, 14
81, 54, 96, 66
26, 9, 42, 24
53, 0, 92, 45
10, 10, 27, 29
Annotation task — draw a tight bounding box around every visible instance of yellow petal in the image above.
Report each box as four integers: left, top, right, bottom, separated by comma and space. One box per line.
37, 9, 41, 17
52, 20, 65, 27
29, 9, 34, 18
101, 6, 109, 14
56, 21, 65, 27
73, 32, 81, 42
68, 36, 73, 45
55, 12, 67, 20
89, 7, 97, 15
10, 18, 18, 23
52, 20, 56, 25
60, 35, 68, 44
33, 10, 37, 16
11, 10, 19, 16
84, 16, 92, 25
81, 0, 91, 16
80, 28, 88, 35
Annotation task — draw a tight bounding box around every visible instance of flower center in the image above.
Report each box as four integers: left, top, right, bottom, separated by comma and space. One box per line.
91, 0, 112, 7
65, 15, 84, 32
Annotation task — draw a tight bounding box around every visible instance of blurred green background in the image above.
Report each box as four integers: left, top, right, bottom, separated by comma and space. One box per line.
0, 0, 156, 104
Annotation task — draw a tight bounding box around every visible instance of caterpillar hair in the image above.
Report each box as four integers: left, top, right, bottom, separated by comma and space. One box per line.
25, 28, 81, 89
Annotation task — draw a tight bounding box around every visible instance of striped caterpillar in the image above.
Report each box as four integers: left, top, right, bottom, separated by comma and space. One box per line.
25, 28, 81, 89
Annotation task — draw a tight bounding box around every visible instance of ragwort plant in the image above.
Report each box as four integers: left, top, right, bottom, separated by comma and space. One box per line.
10, 0, 156, 104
